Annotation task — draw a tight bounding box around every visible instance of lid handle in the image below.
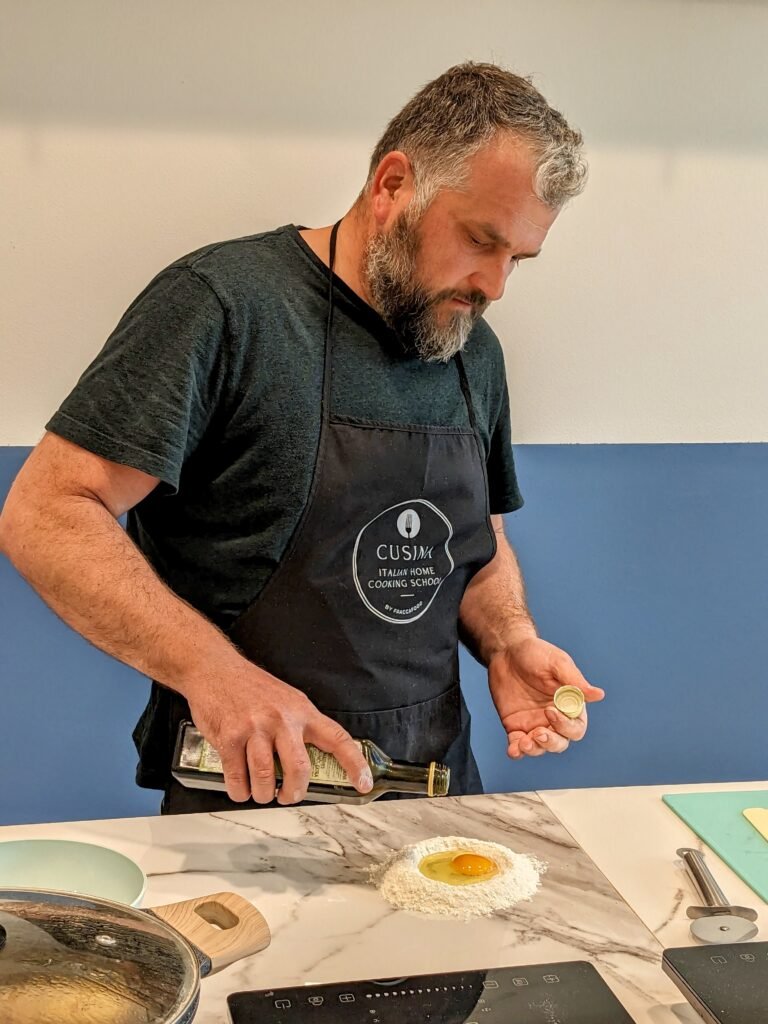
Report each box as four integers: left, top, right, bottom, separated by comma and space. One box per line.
148, 892, 270, 973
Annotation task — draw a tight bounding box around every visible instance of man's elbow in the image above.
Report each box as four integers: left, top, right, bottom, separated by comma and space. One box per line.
0, 491, 23, 563
0, 481, 39, 566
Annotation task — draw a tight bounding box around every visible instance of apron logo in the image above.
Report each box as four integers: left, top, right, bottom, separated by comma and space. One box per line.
352, 499, 454, 624
396, 508, 421, 539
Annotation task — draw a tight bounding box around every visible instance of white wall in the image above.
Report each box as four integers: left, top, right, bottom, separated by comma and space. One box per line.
3, 0, 767, 445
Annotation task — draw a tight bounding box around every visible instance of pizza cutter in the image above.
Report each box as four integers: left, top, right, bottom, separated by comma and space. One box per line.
678, 847, 759, 943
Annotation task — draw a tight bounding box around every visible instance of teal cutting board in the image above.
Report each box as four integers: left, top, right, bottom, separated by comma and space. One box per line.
663, 790, 768, 905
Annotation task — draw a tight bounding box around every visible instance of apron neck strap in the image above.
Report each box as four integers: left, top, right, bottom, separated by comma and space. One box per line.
327, 219, 341, 327
455, 352, 481, 437
321, 220, 342, 420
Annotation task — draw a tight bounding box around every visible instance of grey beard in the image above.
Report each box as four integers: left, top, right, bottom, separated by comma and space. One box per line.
362, 214, 486, 363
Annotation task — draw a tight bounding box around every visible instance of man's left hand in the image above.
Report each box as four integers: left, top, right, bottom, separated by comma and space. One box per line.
488, 636, 605, 759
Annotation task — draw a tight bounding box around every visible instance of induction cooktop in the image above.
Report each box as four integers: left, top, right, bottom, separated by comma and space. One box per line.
663, 940, 768, 1023
227, 961, 636, 1023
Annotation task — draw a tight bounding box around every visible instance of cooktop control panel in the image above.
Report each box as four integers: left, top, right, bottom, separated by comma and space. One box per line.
663, 940, 768, 1024
228, 961, 636, 1023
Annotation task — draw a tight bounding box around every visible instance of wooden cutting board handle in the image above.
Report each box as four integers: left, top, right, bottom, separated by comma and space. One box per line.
150, 891, 271, 973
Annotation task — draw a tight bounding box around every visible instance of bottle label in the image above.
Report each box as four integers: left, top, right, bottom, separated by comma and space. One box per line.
191, 736, 358, 787
196, 739, 223, 773
301, 746, 354, 785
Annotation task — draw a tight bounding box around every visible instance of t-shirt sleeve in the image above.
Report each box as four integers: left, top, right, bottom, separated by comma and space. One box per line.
46, 267, 228, 491
487, 380, 524, 514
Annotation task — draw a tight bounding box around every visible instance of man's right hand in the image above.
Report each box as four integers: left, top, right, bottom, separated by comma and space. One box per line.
184, 660, 374, 805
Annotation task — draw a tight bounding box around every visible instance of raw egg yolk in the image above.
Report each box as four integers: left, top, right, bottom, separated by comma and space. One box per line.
451, 853, 496, 876
417, 849, 499, 885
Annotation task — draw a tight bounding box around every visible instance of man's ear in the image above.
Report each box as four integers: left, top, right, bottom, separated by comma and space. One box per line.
370, 151, 415, 226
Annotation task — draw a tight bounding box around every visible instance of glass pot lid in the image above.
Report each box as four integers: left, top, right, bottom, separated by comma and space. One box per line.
0, 888, 200, 1024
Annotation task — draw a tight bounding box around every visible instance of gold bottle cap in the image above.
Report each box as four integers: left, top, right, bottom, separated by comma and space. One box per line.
553, 685, 585, 719
428, 762, 451, 797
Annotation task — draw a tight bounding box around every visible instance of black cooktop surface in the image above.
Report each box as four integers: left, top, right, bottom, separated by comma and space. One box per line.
227, 961, 635, 1023
663, 940, 768, 1024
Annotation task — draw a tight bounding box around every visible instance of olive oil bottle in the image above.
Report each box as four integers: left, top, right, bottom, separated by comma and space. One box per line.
171, 721, 450, 803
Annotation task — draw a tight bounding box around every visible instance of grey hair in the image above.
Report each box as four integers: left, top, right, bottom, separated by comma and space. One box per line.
362, 62, 587, 213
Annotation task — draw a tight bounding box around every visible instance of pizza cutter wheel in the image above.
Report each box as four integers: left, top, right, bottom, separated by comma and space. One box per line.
678, 847, 759, 943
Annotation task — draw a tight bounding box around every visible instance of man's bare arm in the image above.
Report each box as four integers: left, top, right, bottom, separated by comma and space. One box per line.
0, 432, 371, 802
459, 513, 604, 760
458, 514, 537, 665
0, 432, 226, 683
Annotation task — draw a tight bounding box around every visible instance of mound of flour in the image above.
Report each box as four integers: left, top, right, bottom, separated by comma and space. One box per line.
370, 835, 545, 920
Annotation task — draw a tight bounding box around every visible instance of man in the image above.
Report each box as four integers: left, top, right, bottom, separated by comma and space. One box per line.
0, 62, 604, 814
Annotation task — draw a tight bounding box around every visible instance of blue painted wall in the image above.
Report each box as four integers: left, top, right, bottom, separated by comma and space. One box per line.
2, 443, 767, 825
467, 443, 768, 795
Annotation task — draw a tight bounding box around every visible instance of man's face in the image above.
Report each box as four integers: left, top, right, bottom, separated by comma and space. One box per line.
362, 138, 559, 362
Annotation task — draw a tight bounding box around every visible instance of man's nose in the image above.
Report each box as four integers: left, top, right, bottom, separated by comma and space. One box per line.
470, 258, 512, 303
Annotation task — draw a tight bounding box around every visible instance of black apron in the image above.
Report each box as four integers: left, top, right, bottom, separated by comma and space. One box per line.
162, 221, 496, 813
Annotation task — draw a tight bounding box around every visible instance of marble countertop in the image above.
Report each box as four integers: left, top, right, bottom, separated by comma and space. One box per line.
2, 781, 767, 1023
540, 779, 768, 951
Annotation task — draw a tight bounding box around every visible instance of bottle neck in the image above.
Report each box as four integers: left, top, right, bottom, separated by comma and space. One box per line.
378, 760, 449, 796
382, 762, 431, 789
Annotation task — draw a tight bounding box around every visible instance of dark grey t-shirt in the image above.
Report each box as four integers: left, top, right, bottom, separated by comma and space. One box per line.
47, 225, 522, 630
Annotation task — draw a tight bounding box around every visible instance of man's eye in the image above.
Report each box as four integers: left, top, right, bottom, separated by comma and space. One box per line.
468, 235, 486, 247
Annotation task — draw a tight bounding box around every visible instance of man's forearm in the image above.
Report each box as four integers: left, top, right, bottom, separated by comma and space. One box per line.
458, 518, 537, 665
0, 492, 241, 698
